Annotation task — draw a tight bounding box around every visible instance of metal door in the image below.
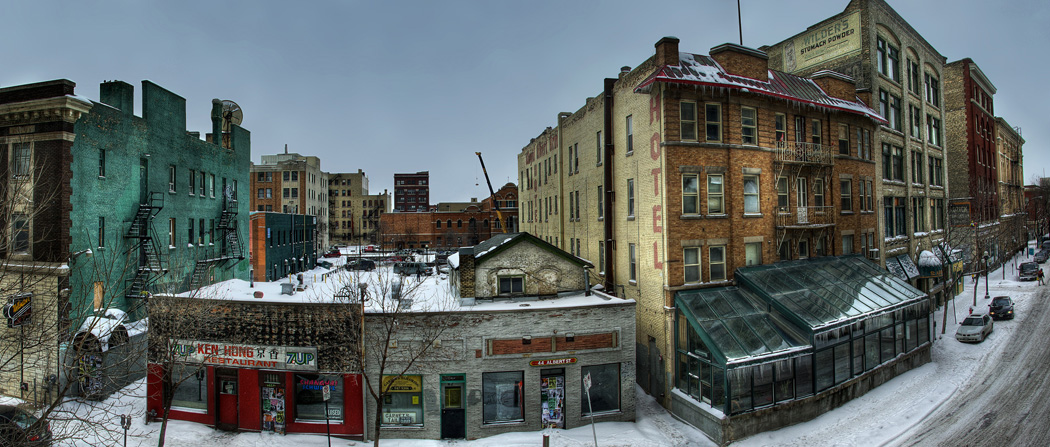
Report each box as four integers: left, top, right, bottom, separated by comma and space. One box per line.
216, 369, 238, 431
440, 374, 465, 439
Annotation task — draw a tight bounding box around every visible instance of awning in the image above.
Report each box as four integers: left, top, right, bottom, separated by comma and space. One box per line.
918, 250, 943, 278
887, 254, 919, 281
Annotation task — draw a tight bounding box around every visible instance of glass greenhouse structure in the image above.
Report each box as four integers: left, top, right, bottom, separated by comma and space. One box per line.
674, 255, 929, 415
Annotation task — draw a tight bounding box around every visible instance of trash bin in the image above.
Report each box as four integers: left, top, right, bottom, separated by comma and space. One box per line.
281, 283, 295, 295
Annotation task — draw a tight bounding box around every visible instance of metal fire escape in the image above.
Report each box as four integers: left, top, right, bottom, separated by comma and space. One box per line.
124, 192, 168, 302
773, 140, 835, 257
187, 186, 245, 291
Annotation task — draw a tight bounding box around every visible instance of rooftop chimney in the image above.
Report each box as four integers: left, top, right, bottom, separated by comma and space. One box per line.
811, 70, 858, 102
710, 43, 768, 80
100, 81, 134, 115
655, 36, 680, 66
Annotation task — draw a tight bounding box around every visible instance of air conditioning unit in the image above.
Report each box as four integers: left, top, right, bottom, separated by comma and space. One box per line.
867, 248, 880, 260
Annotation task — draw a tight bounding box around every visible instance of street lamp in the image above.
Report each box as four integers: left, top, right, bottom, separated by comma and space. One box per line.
982, 250, 990, 301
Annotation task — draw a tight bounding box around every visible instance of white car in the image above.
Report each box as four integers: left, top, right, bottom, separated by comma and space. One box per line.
955, 313, 993, 343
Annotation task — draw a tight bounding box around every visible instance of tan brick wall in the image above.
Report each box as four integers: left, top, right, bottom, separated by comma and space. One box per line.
0, 266, 64, 403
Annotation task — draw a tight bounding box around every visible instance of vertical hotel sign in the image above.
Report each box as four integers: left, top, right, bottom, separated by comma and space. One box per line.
783, 11, 861, 72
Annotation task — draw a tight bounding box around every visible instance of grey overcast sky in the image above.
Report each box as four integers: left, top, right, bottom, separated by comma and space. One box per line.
7, 0, 1048, 202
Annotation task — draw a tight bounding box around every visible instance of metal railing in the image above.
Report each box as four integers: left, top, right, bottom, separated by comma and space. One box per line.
775, 206, 836, 227
774, 141, 833, 165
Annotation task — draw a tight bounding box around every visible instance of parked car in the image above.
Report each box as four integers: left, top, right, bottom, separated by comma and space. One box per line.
1036, 250, 1050, 264
316, 260, 334, 269
955, 313, 994, 343
0, 404, 52, 446
988, 296, 1015, 320
363, 245, 377, 252
394, 262, 431, 276
384, 255, 406, 263
346, 259, 377, 271
1019, 262, 1041, 281
1042, 240, 1050, 250
322, 249, 342, 258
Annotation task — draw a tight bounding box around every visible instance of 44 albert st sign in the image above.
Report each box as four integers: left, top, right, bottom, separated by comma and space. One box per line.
172, 339, 318, 371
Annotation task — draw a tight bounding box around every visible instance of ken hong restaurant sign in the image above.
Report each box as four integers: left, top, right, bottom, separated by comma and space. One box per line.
172, 339, 318, 371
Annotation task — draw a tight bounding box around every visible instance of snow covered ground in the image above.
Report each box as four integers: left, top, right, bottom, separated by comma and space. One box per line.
32, 246, 1048, 446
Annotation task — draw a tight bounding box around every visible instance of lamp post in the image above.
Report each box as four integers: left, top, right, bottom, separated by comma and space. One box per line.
983, 250, 990, 301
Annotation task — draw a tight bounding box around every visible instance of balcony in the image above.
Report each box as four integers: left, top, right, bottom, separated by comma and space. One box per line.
775, 206, 836, 228
774, 141, 833, 166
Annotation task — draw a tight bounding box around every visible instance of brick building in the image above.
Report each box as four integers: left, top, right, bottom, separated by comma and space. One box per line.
995, 118, 1026, 256
0, 79, 249, 402
328, 170, 389, 246
393, 171, 429, 212
763, 0, 950, 280
248, 212, 318, 282
944, 58, 997, 222
380, 183, 518, 250
250, 151, 329, 250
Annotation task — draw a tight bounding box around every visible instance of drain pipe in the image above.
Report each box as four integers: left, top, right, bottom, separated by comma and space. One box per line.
603, 77, 617, 295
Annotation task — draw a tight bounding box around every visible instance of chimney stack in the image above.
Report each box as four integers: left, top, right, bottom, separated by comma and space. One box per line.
100, 81, 134, 115
210, 99, 222, 146
710, 43, 769, 80
811, 70, 858, 102
655, 36, 680, 67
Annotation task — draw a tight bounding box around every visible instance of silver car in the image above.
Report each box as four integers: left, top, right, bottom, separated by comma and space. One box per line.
955, 313, 993, 343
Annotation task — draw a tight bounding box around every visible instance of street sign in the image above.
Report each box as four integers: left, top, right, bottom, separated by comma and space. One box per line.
322, 384, 331, 401
583, 372, 592, 392
3, 293, 32, 328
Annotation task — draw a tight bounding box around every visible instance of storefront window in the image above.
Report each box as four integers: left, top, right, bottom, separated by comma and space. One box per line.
381, 375, 423, 426
295, 374, 343, 421
170, 364, 208, 411
580, 363, 620, 415
483, 371, 524, 424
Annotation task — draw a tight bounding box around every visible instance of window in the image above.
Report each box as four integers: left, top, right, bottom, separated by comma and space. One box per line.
98, 217, 105, 248
889, 95, 902, 131
684, 247, 700, 283
798, 238, 809, 258
199, 172, 206, 196
296, 374, 343, 421
888, 43, 900, 82
188, 169, 195, 195
681, 101, 697, 141
627, 179, 635, 217
581, 364, 620, 415
840, 179, 853, 211
838, 124, 850, 155
210, 174, 216, 197
576, 238, 581, 258
745, 242, 762, 266
777, 176, 789, 212
597, 185, 604, 219
626, 115, 633, 153
381, 375, 423, 426
708, 174, 724, 214
9, 214, 29, 253
483, 371, 523, 424
882, 144, 903, 180
168, 218, 176, 247
573, 143, 579, 173
11, 142, 31, 178
291, 188, 298, 197
866, 180, 874, 211
924, 72, 940, 107
283, 171, 290, 181
266, 188, 272, 198
575, 190, 580, 221
909, 104, 922, 139
775, 113, 786, 143
911, 150, 924, 184
168, 165, 177, 192
885, 197, 906, 236
907, 58, 921, 95
291, 171, 299, 181
741, 107, 756, 145
598, 241, 605, 274
926, 115, 942, 146
499, 276, 524, 294
187, 218, 194, 246
928, 156, 944, 186
794, 116, 806, 142
743, 175, 760, 214
683, 174, 699, 215
596, 131, 603, 165
436, 220, 441, 229
457, 219, 463, 228
930, 198, 945, 230
842, 234, 854, 255
569, 193, 574, 220
170, 363, 207, 410
283, 188, 290, 199
709, 246, 726, 281
705, 103, 721, 142
98, 149, 106, 177
629, 243, 637, 282
810, 119, 822, 145
813, 179, 825, 208
912, 197, 926, 233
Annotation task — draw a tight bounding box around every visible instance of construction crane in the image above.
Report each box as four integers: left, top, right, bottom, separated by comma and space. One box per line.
475, 152, 507, 233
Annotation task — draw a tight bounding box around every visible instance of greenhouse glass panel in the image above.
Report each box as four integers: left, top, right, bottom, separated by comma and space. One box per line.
918, 315, 930, 345
712, 366, 726, 408
880, 327, 895, 362
834, 343, 851, 384
815, 349, 834, 391
753, 363, 774, 408
774, 359, 794, 403
865, 333, 879, 371
729, 367, 753, 414
852, 338, 864, 377
795, 355, 814, 397
895, 323, 905, 355
704, 321, 746, 359
725, 317, 767, 356
906, 319, 918, 352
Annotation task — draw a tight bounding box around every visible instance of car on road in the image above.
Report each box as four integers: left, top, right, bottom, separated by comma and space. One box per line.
988, 296, 1015, 320
322, 249, 342, 258
316, 260, 334, 269
1019, 262, 1041, 281
1042, 240, 1050, 250
956, 313, 994, 343
394, 262, 431, 276
0, 404, 52, 446
363, 245, 377, 252
345, 259, 376, 271
1035, 250, 1050, 264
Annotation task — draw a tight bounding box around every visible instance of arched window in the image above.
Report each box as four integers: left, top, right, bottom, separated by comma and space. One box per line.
483, 219, 489, 228
436, 220, 442, 229
457, 220, 463, 228
447, 219, 452, 228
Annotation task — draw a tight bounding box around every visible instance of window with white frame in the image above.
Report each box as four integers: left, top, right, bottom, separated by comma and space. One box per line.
597, 185, 604, 219
627, 179, 635, 217
838, 124, 850, 155
188, 169, 195, 196
840, 179, 852, 211
684, 247, 701, 283
168, 165, 177, 192
811, 119, 822, 145
741, 107, 757, 145
745, 242, 762, 266
681, 101, 697, 141
626, 115, 634, 153
708, 174, 724, 214
596, 131, 603, 165
629, 243, 637, 282
777, 176, 789, 212
842, 234, 854, 255
10, 214, 29, 253
775, 113, 786, 142
709, 246, 726, 281
683, 174, 699, 215
743, 175, 760, 214
814, 179, 825, 208
705, 104, 722, 142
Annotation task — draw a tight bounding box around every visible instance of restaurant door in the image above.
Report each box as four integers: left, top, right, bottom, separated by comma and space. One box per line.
260, 372, 287, 434
540, 369, 565, 429
440, 374, 465, 439
216, 368, 238, 431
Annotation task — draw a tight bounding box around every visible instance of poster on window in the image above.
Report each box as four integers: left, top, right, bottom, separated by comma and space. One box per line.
541, 376, 564, 429
261, 384, 286, 434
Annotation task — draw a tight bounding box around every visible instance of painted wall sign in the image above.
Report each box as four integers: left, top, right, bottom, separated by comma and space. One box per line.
529, 357, 577, 367
171, 339, 318, 371
783, 11, 861, 72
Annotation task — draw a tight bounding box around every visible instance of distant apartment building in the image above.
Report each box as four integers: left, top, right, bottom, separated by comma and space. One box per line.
944, 58, 998, 223
380, 183, 517, 249
248, 212, 317, 282
763, 0, 950, 289
250, 150, 329, 249
995, 118, 1025, 254
328, 170, 389, 246
394, 171, 429, 212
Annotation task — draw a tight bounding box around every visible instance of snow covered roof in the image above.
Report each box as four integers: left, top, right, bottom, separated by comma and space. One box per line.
465, 232, 593, 267
635, 52, 887, 123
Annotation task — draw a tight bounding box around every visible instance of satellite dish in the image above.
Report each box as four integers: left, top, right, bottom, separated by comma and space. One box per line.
220, 100, 243, 132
